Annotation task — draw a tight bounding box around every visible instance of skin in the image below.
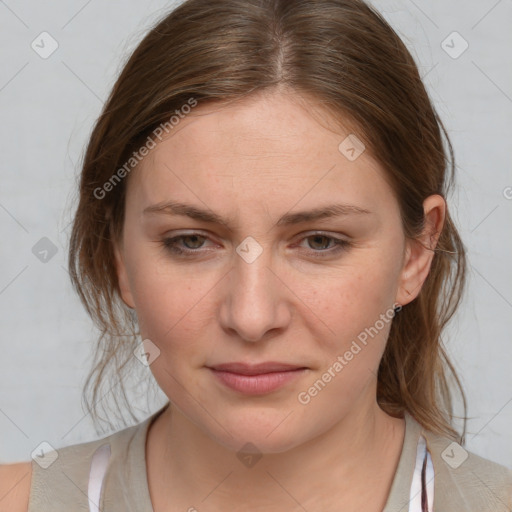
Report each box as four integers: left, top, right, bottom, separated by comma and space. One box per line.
114, 88, 445, 511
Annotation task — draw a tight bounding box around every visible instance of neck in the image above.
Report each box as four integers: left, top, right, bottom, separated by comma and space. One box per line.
146, 398, 405, 511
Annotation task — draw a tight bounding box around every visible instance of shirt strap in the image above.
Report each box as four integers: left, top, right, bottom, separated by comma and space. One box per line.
87, 443, 111, 512
408, 434, 434, 512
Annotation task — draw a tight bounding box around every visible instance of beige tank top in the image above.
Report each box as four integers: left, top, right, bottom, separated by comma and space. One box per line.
26, 403, 436, 511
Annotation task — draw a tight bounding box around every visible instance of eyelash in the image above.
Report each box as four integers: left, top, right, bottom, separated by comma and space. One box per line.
161, 232, 351, 259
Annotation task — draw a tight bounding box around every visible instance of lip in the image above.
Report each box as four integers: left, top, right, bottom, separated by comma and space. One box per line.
207, 362, 308, 395
208, 361, 306, 375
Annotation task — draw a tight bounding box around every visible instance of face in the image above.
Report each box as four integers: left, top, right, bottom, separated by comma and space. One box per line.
114, 90, 432, 453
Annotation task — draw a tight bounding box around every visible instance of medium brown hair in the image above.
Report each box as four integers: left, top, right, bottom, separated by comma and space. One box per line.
69, 0, 467, 440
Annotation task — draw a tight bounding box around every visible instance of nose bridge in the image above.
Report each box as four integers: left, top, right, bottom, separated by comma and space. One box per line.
234, 236, 272, 296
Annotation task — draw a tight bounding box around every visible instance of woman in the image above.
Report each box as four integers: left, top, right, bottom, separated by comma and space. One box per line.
2, 0, 511, 510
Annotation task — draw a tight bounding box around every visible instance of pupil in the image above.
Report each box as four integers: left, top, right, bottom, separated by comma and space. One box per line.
184, 235, 203, 249
310, 235, 329, 250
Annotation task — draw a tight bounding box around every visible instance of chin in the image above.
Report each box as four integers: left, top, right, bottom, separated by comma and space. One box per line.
206, 413, 307, 455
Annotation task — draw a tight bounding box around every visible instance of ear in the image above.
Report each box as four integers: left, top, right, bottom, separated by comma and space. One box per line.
395, 194, 446, 307
113, 239, 136, 309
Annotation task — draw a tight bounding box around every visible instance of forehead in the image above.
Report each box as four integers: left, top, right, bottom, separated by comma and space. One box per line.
129, 91, 393, 214
148, 91, 361, 161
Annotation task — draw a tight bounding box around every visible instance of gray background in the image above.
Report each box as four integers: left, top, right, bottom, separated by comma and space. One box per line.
1, 0, 511, 469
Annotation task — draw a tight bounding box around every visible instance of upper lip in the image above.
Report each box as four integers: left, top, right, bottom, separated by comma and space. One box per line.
208, 362, 307, 375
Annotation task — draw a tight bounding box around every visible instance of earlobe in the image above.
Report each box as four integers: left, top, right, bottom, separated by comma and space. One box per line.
113, 242, 136, 310
395, 194, 446, 307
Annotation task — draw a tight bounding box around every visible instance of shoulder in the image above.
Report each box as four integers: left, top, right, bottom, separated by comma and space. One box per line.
0, 462, 32, 512
422, 426, 512, 511
23, 421, 142, 511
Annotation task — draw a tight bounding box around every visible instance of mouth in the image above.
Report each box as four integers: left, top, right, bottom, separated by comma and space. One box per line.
206, 362, 308, 395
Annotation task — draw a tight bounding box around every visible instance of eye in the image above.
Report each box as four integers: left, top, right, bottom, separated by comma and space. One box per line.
161, 233, 212, 256
295, 233, 351, 259
160, 231, 351, 259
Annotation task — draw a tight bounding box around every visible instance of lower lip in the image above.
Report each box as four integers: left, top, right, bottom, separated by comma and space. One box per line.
208, 368, 307, 395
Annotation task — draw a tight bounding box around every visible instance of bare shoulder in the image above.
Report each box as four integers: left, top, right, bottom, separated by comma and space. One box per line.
0, 462, 32, 512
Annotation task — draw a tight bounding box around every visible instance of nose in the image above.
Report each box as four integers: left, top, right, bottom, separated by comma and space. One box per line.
219, 240, 291, 343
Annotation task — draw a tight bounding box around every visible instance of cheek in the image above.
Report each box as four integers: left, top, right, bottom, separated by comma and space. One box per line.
132, 275, 206, 345
312, 257, 400, 331
125, 245, 220, 364
300, 250, 401, 384
296, 268, 398, 409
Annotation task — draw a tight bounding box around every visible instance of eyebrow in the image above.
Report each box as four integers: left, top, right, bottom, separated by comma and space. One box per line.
143, 200, 372, 229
